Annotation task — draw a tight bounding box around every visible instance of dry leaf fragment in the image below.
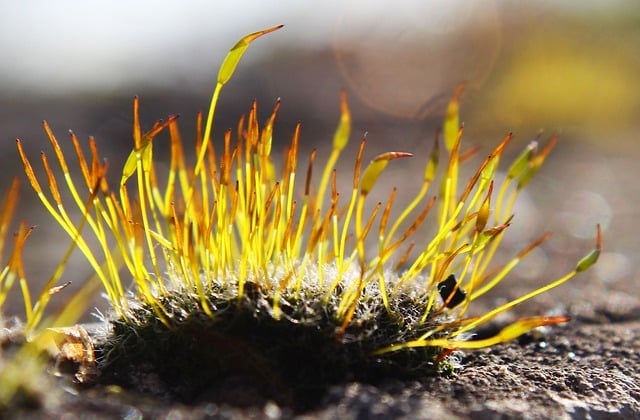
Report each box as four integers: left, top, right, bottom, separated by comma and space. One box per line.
48, 325, 97, 383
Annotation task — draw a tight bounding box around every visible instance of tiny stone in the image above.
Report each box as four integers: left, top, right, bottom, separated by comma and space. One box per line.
264, 401, 282, 419
123, 407, 143, 420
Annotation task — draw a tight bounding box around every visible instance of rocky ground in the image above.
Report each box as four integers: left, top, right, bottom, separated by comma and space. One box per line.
2, 287, 638, 419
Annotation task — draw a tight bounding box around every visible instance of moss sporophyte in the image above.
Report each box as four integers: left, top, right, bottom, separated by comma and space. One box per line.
1, 25, 601, 409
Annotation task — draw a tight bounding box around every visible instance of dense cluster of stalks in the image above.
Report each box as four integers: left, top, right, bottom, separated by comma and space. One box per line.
0, 25, 601, 409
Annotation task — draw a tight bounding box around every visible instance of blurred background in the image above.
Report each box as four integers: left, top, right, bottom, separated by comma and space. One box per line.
1, 0, 638, 318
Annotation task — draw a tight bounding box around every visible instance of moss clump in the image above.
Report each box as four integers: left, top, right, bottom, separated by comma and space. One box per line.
99, 277, 446, 410
5, 25, 602, 412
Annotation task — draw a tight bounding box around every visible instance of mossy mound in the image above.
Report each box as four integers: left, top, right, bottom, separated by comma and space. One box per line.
97, 281, 448, 411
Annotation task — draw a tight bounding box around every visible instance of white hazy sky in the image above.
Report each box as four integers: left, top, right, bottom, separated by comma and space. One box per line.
0, 0, 628, 93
